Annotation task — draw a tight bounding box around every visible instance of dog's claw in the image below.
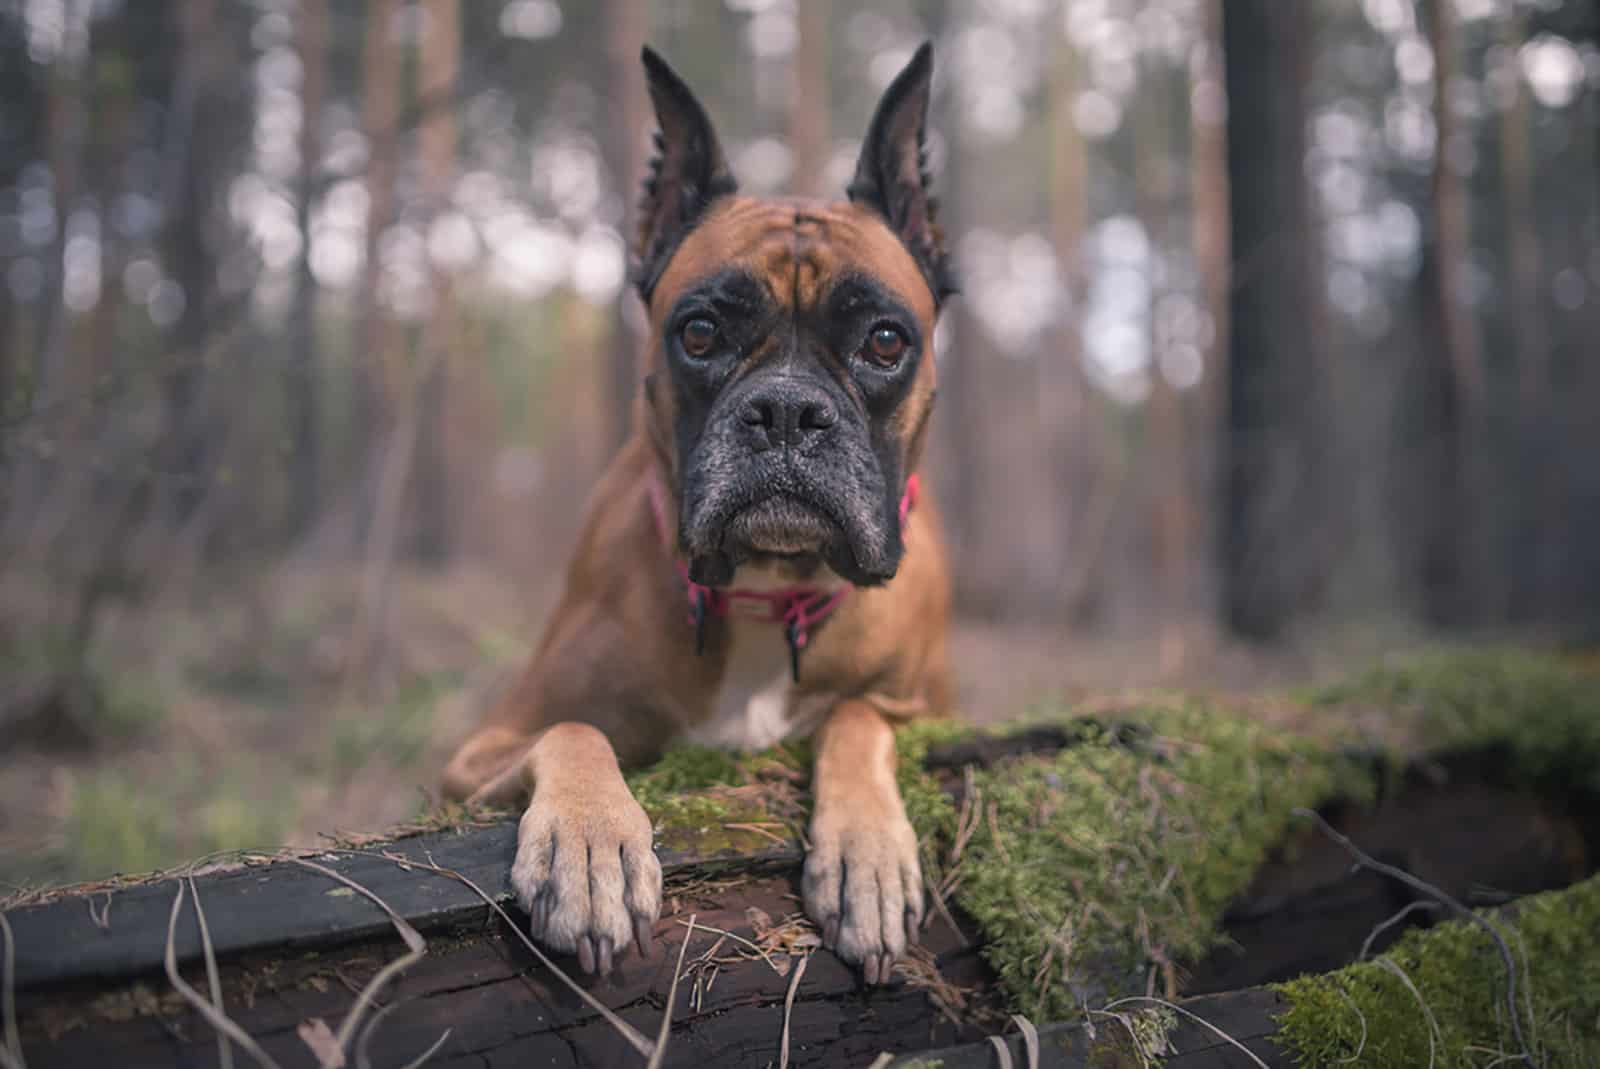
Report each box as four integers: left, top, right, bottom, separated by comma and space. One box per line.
577, 935, 596, 974
634, 916, 655, 959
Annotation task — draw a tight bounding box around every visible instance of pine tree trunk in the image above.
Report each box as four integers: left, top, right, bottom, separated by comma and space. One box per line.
289, 0, 329, 541
1218, 0, 1324, 640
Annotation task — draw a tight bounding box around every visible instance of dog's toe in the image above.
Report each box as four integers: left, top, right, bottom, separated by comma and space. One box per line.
803, 803, 923, 983
511, 784, 661, 975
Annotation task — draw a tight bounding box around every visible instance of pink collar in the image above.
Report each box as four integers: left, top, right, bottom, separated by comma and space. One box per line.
645, 471, 921, 680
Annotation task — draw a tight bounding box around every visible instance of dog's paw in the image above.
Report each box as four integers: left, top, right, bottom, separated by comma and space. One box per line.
802, 794, 924, 984
511, 775, 661, 975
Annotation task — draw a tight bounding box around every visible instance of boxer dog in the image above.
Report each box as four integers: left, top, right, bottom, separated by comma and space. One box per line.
441, 43, 956, 985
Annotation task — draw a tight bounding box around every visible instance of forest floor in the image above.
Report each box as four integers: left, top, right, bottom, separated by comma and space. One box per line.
0, 561, 1432, 890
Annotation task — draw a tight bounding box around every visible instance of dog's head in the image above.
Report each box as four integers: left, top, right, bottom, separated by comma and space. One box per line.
635, 44, 955, 589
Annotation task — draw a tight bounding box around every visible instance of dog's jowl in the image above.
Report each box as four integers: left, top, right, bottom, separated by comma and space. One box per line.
442, 43, 957, 985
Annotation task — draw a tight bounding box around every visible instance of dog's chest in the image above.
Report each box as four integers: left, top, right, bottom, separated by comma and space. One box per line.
684, 625, 818, 751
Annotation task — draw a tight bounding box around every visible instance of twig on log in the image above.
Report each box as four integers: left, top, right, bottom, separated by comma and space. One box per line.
0, 912, 23, 1069
287, 858, 434, 1064
1359, 900, 1441, 962
1012, 1014, 1040, 1069
1374, 957, 1440, 1069
777, 952, 810, 1069
186, 876, 233, 1069
312, 849, 656, 1059
646, 914, 697, 1069
1102, 996, 1270, 1069
1292, 807, 1537, 1068
162, 881, 283, 1069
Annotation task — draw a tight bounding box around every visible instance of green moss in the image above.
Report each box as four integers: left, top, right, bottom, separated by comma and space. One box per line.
614, 649, 1600, 1030
626, 741, 813, 857
1311, 648, 1600, 793
1274, 875, 1600, 1068
950, 704, 1376, 1021
1086, 1005, 1178, 1067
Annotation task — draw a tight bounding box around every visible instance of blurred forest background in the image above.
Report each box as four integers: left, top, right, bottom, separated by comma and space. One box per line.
2, 0, 1598, 886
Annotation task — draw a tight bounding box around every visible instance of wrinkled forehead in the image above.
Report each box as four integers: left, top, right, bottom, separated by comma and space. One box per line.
649, 197, 937, 329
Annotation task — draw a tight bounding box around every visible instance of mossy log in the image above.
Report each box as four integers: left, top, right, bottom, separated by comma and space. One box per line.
6, 650, 1600, 1068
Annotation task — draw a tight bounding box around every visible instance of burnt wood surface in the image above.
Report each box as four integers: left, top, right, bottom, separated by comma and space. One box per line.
18, 874, 992, 1069
7, 822, 798, 992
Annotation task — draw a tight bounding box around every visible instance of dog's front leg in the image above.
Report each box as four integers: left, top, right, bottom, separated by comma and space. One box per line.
511, 722, 662, 974
803, 700, 925, 984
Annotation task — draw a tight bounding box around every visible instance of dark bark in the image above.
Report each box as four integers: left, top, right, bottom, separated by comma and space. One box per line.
1415, 0, 1484, 628
287, 0, 328, 541
159, 0, 227, 529
410, 0, 460, 563
351, 0, 403, 548
1219, 0, 1325, 640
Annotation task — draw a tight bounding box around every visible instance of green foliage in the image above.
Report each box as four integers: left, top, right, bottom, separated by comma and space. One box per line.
328, 671, 458, 775
1275, 875, 1600, 1068
62, 770, 292, 879
1, 628, 168, 741
946, 704, 1377, 1021
65, 775, 180, 877
1311, 648, 1600, 793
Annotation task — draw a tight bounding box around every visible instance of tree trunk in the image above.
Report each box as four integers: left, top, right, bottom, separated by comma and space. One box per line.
1137, 62, 1194, 671
5, 0, 91, 543
1416, 0, 1483, 627
1218, 0, 1324, 640
1190, 0, 1231, 628
160, 0, 224, 530
410, 0, 460, 563
352, 0, 403, 549
924, 4, 990, 614
1043, 33, 1114, 623
288, 0, 329, 541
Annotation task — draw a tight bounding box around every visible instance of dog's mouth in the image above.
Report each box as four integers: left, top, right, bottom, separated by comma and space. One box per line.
679, 450, 900, 588
724, 494, 838, 557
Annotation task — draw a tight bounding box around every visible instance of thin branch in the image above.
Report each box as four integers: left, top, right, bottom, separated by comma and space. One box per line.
0, 913, 23, 1069
1292, 807, 1537, 1068
1011, 1014, 1040, 1069
646, 914, 697, 1069
670, 918, 782, 974
287, 859, 429, 1063
1331, 984, 1369, 1064
1359, 900, 1441, 962
162, 882, 284, 1069
186, 877, 233, 1069
303, 850, 655, 1059
1102, 996, 1270, 1069
1375, 956, 1439, 1069
776, 951, 810, 1069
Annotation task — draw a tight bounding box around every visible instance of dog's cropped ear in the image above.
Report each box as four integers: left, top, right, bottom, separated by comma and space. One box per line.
847, 43, 956, 303
635, 47, 738, 302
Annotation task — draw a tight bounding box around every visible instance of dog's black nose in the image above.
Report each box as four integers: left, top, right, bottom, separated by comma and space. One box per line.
739, 380, 838, 450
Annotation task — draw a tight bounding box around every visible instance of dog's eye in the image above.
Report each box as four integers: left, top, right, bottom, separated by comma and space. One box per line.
680, 318, 718, 357
863, 325, 908, 367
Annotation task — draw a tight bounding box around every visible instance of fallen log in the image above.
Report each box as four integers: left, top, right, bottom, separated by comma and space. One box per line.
5, 650, 1599, 1067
